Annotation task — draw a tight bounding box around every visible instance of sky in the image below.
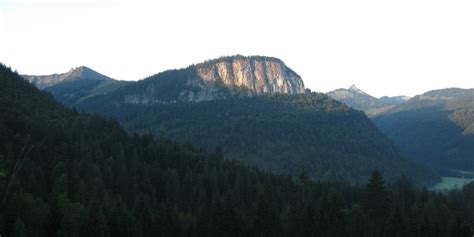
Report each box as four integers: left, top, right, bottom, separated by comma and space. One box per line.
1, 0, 473, 97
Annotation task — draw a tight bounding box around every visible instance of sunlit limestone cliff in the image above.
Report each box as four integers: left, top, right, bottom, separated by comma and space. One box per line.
196, 56, 304, 95
124, 55, 305, 104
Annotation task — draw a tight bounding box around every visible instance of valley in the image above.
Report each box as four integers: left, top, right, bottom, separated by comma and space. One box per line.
21, 56, 474, 187
328, 85, 474, 173
431, 177, 474, 191
23, 56, 437, 184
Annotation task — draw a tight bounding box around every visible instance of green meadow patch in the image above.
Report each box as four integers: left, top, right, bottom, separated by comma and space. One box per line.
431, 177, 474, 191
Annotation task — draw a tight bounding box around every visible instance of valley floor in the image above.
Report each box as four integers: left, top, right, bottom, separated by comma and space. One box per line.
430, 170, 474, 191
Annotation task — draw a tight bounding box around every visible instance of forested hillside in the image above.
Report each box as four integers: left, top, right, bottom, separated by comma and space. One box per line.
44, 79, 131, 106
1, 64, 473, 236
373, 88, 474, 170
76, 88, 436, 184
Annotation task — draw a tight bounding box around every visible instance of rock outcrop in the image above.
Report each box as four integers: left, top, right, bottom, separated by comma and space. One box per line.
123, 55, 306, 105
195, 56, 305, 95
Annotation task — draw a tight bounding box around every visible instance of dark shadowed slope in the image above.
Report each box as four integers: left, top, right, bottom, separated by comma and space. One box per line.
22, 66, 131, 105
373, 88, 474, 170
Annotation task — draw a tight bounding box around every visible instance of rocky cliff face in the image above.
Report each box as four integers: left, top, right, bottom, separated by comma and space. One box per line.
23, 66, 112, 89
123, 56, 306, 105
195, 56, 305, 95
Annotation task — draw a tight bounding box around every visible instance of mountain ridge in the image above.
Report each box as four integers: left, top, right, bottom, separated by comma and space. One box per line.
326, 85, 409, 115
54, 57, 435, 184
373, 87, 474, 170
123, 55, 305, 104
25, 55, 305, 105
380, 95, 410, 105
22, 66, 113, 89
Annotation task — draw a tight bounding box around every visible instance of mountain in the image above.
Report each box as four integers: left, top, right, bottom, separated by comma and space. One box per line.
23, 66, 131, 105
327, 85, 409, 115
1, 63, 471, 237
26, 56, 303, 106
0, 63, 300, 235
326, 85, 389, 114
22, 66, 113, 89
373, 88, 474, 170
44, 78, 131, 106
36, 55, 434, 184
117, 55, 305, 105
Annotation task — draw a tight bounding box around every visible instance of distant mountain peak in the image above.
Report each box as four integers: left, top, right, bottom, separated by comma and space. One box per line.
65, 66, 111, 80
349, 84, 359, 90
22, 66, 113, 89
327, 84, 411, 115
70, 65, 90, 72
348, 84, 368, 95
422, 87, 474, 99
327, 86, 383, 112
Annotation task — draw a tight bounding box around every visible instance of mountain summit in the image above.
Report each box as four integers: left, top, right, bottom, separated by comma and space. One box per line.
195, 55, 305, 95
327, 85, 409, 115
327, 85, 388, 114
348, 84, 366, 94
122, 55, 305, 104
22, 56, 304, 106
22, 66, 113, 89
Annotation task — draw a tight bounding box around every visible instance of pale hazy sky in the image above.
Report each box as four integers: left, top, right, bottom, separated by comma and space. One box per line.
1, 0, 473, 97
